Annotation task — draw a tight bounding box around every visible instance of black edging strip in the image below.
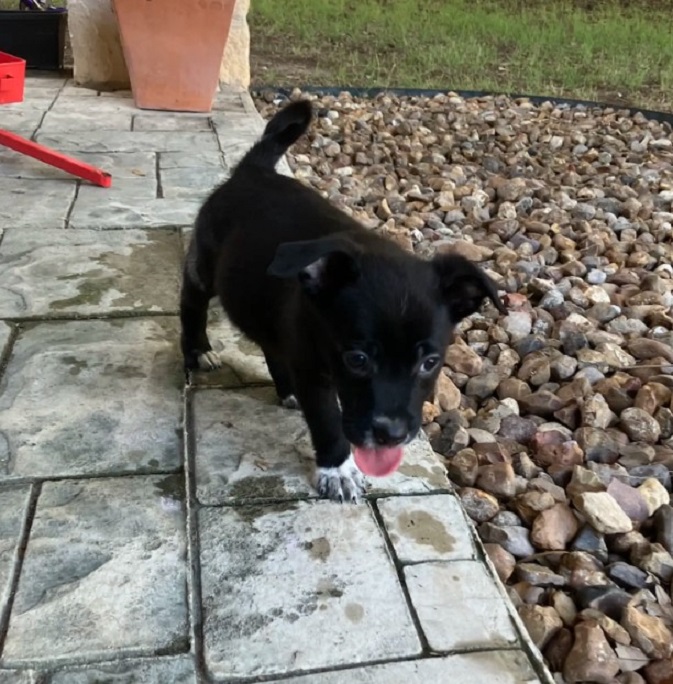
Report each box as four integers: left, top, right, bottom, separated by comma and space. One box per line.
252, 85, 673, 126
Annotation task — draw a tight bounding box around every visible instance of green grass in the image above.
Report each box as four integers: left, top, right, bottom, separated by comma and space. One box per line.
249, 0, 673, 111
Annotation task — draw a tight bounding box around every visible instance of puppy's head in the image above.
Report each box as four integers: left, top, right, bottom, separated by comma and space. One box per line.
268, 235, 505, 477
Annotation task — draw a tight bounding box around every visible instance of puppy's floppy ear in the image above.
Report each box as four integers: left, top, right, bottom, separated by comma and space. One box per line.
267, 235, 361, 295
433, 254, 506, 322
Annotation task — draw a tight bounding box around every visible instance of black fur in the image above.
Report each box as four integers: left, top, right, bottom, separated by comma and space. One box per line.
181, 99, 505, 498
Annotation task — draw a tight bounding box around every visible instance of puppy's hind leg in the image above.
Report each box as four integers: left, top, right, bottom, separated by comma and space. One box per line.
180, 263, 219, 372
262, 349, 298, 409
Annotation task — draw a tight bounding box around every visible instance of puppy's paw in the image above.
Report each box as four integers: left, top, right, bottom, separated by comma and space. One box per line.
314, 455, 366, 504
281, 394, 300, 410
197, 350, 223, 371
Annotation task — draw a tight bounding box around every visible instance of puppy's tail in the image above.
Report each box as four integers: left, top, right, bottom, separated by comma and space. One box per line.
240, 100, 313, 170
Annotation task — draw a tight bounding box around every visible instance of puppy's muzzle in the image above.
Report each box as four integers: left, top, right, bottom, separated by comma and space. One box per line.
371, 416, 408, 447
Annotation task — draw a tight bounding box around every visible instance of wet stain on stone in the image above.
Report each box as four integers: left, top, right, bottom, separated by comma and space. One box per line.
228, 475, 289, 502
155, 474, 185, 501
50, 274, 120, 310
396, 510, 455, 554
60, 355, 89, 376
304, 536, 331, 562
398, 463, 449, 488
49, 236, 181, 312
316, 577, 344, 599
234, 500, 298, 523
236, 336, 265, 357
345, 603, 364, 623
101, 362, 147, 379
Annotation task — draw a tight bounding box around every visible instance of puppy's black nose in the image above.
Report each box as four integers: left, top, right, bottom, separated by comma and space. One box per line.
372, 416, 407, 446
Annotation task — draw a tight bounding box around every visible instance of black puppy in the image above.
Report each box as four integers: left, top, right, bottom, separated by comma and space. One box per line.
181, 99, 505, 502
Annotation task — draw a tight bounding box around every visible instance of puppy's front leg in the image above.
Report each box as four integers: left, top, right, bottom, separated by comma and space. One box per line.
293, 374, 365, 503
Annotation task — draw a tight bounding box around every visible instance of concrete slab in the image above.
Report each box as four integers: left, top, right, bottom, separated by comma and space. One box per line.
45, 656, 196, 683
0, 318, 182, 481
378, 494, 476, 563
0, 179, 76, 230
0, 486, 31, 623
0, 229, 181, 318
265, 650, 541, 683
199, 501, 421, 679
1, 476, 188, 666
405, 561, 519, 652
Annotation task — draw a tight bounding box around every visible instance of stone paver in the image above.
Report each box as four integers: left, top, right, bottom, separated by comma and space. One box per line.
0, 229, 181, 318
194, 387, 454, 506
199, 501, 421, 679
45, 656, 196, 683
405, 561, 519, 652
0, 318, 182, 481
1, 476, 188, 665
160, 166, 228, 201
133, 114, 212, 132
378, 494, 476, 562
0, 77, 551, 684
0, 671, 35, 683
39, 111, 134, 133
0, 179, 76, 229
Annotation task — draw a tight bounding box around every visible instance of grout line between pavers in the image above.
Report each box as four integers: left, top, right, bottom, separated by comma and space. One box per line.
156, 153, 164, 199
1, 310, 180, 325
64, 179, 81, 229
30, 80, 65, 142
0, 482, 40, 659
369, 499, 432, 656
0, 466, 183, 489
182, 387, 209, 684
0, 322, 20, 386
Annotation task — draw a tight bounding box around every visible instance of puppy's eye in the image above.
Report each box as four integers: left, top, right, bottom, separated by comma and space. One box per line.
419, 355, 441, 376
343, 351, 369, 373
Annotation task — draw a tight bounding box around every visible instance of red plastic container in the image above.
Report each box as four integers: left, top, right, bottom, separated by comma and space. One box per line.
0, 51, 25, 105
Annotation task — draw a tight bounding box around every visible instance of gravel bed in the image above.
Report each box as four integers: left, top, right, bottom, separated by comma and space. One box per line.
254, 88, 673, 684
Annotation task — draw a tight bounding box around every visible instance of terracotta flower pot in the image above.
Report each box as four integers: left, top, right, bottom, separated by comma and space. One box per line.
112, 0, 236, 113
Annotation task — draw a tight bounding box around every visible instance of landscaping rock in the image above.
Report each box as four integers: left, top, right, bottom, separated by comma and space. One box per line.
575, 492, 634, 534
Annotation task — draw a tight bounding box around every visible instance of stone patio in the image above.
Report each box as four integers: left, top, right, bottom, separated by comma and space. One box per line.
0, 75, 552, 683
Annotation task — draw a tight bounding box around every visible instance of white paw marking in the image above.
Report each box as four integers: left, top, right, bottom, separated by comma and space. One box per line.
281, 394, 299, 410
197, 350, 222, 371
314, 454, 366, 504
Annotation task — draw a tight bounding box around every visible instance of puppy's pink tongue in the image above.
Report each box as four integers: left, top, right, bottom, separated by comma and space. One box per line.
352, 446, 404, 477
